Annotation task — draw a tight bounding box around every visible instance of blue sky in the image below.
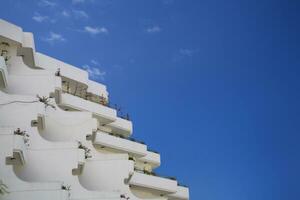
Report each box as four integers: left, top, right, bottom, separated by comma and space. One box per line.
1, 0, 299, 199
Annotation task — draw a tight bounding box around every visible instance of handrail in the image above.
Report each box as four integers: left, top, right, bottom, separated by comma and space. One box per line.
147, 148, 159, 154
134, 169, 177, 181
107, 132, 146, 145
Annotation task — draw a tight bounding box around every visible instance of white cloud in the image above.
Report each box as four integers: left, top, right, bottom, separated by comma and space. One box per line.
91, 59, 99, 65
72, 10, 89, 19
43, 32, 65, 44
146, 25, 161, 33
172, 48, 195, 62
38, 0, 57, 7
61, 10, 70, 17
72, 0, 85, 4
72, 0, 95, 4
84, 26, 108, 35
179, 48, 193, 57
82, 64, 106, 80
32, 13, 48, 22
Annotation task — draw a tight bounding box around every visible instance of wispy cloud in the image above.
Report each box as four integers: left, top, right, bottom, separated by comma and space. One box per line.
91, 59, 99, 65
72, 10, 89, 19
84, 26, 108, 35
72, 0, 95, 4
146, 25, 161, 33
32, 12, 56, 23
43, 32, 65, 44
38, 0, 57, 7
32, 12, 48, 22
61, 10, 70, 17
172, 48, 195, 62
179, 48, 194, 57
72, 0, 85, 4
82, 64, 106, 80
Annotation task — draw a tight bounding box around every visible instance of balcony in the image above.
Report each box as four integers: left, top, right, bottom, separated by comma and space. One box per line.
6, 134, 27, 165
55, 90, 117, 125
104, 117, 133, 137
93, 131, 147, 157
36, 52, 89, 85
168, 185, 189, 200
138, 150, 161, 169
128, 171, 178, 195
0, 56, 8, 88
87, 80, 108, 100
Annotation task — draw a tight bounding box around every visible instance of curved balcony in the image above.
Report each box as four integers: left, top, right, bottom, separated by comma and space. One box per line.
0, 56, 8, 88
168, 185, 189, 200
93, 131, 147, 157
5, 182, 70, 200
55, 90, 117, 124
104, 117, 133, 137
128, 171, 178, 195
34, 112, 97, 142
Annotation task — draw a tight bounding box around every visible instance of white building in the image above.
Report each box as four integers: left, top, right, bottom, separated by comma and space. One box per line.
0, 19, 189, 200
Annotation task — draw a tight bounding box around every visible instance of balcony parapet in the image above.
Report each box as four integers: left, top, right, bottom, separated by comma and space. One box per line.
0, 56, 8, 88
138, 150, 161, 169
128, 171, 178, 194
104, 117, 133, 137
87, 80, 109, 100
0, 19, 37, 68
36, 52, 89, 85
55, 89, 117, 124
167, 185, 190, 200
93, 131, 147, 157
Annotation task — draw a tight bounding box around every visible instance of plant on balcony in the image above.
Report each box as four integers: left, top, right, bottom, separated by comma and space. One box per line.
55, 68, 61, 76
0, 42, 10, 64
77, 141, 92, 159
14, 128, 30, 147
128, 156, 136, 162
61, 184, 71, 191
61, 184, 71, 198
120, 194, 130, 200
36, 95, 56, 109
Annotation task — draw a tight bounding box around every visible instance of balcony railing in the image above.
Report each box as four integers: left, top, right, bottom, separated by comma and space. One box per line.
62, 80, 109, 106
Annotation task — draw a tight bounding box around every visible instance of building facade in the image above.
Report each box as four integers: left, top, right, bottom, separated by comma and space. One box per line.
0, 19, 189, 200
